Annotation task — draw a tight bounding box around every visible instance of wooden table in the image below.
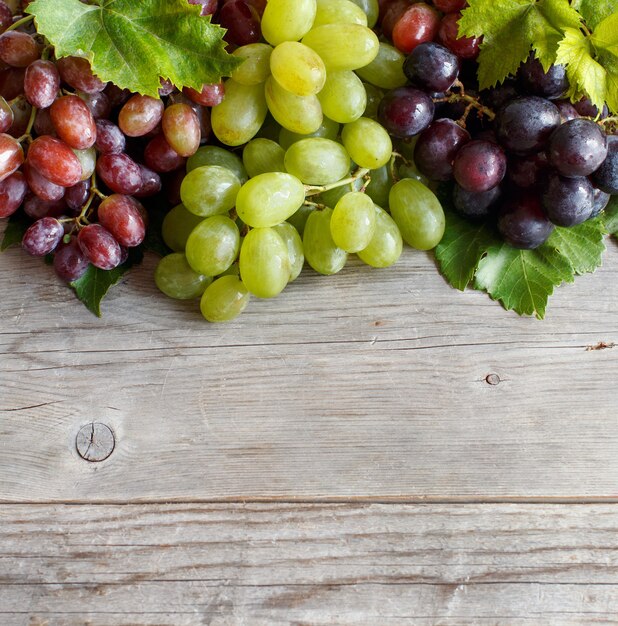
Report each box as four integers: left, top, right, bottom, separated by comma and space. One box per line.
1, 239, 618, 625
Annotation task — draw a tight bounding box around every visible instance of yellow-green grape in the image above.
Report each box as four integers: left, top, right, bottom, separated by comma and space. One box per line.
279, 116, 340, 150
243, 139, 287, 178
357, 205, 403, 268
317, 71, 366, 124
330, 191, 376, 253
73, 147, 96, 181
348, 0, 379, 27
155, 253, 212, 300
185, 215, 240, 276
315, 175, 363, 208
302, 24, 379, 71
236, 172, 306, 228
255, 114, 282, 142
180, 165, 241, 217
273, 222, 304, 281
239, 227, 290, 298
364, 164, 394, 208
211, 79, 268, 146
341, 117, 392, 169
265, 76, 323, 135
313, 0, 367, 27
287, 203, 315, 236
363, 83, 384, 119
186, 145, 248, 183
355, 43, 407, 90
397, 160, 429, 186
161, 204, 205, 252
284, 138, 351, 185
231, 43, 273, 85
389, 179, 445, 250
270, 42, 326, 96
200, 276, 250, 323
261, 0, 317, 46
303, 208, 348, 275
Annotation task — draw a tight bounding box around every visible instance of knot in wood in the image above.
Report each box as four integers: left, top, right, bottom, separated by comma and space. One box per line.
76, 423, 115, 462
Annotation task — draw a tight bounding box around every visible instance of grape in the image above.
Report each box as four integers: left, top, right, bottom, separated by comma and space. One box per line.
302, 24, 380, 70
143, 135, 186, 173
261, 0, 317, 46
330, 191, 376, 253
357, 205, 403, 268
590, 187, 610, 219
65, 179, 90, 212
482, 80, 519, 112
270, 41, 326, 96
162, 103, 200, 158
518, 55, 568, 100
341, 117, 392, 170
0, 66, 26, 101
33, 107, 55, 137
555, 100, 579, 123
211, 79, 268, 147
77, 224, 122, 270
180, 165, 241, 217
80, 91, 112, 120
413, 119, 470, 181
22, 217, 64, 256
314, 0, 368, 26
507, 151, 549, 189
497, 193, 554, 249
303, 208, 348, 275
0, 171, 27, 218
542, 173, 595, 227
240, 227, 290, 298
96, 153, 143, 195
219, 0, 261, 46
437, 12, 481, 60
591, 135, 618, 195
391, 3, 440, 55
7, 95, 31, 138
23, 195, 66, 220
433, 0, 466, 11
453, 140, 506, 193
23, 162, 65, 202
496, 96, 561, 154
53, 239, 90, 282
200, 275, 250, 323
284, 138, 350, 185
134, 165, 162, 198
403, 42, 459, 93
118, 95, 164, 138
273, 222, 304, 281
0, 95, 13, 133
71, 146, 94, 182
317, 70, 366, 124
315, 174, 363, 208
97, 194, 146, 247
161, 203, 205, 252
104, 84, 132, 108
265, 75, 323, 135
185, 215, 240, 277
287, 203, 315, 236
57, 57, 106, 94
94, 119, 126, 155
452, 184, 502, 220
183, 82, 225, 107
548, 118, 608, 178
363, 82, 384, 119
243, 138, 286, 177
364, 164, 394, 207
187, 145, 248, 183
0, 31, 40, 68
232, 43, 273, 86
24, 60, 60, 109
389, 179, 445, 250
348, 0, 379, 27
377, 87, 434, 138
236, 172, 305, 227
0, 1, 11, 33
574, 97, 609, 120
155, 251, 211, 300
0, 132, 23, 181
381, 0, 414, 40
278, 116, 340, 150
355, 43, 407, 90
27, 136, 82, 187
49, 95, 96, 150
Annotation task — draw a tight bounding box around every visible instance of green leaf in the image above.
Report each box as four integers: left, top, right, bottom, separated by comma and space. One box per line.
70, 248, 143, 317
604, 196, 618, 235
27, 0, 242, 97
572, 0, 618, 30
546, 219, 606, 275
591, 14, 618, 113
0, 212, 29, 251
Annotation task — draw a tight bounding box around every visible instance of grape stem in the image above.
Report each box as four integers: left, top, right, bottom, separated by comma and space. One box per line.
432, 81, 496, 126
6, 14, 34, 32
16, 104, 37, 144
303, 199, 328, 211
304, 167, 371, 197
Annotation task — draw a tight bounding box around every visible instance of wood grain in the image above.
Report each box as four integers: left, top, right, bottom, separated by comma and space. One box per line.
1, 502, 618, 625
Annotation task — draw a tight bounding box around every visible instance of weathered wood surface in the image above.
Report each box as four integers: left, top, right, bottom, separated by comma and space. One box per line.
2, 503, 618, 625
1, 243, 618, 502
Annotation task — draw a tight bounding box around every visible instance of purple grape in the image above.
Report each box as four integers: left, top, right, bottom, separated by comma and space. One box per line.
403, 42, 459, 93
542, 173, 595, 227
574, 97, 609, 119
413, 118, 470, 181
498, 193, 554, 249
482, 79, 519, 111
53, 238, 90, 282
452, 184, 501, 220
590, 187, 611, 219
555, 100, 579, 122
94, 119, 126, 155
0, 171, 27, 218
548, 118, 608, 178
23, 195, 66, 219
452, 140, 507, 192
590, 135, 618, 194
518, 55, 568, 100
77, 223, 122, 270
507, 151, 550, 189
65, 179, 91, 212
378, 87, 434, 138
96, 153, 143, 195
22, 217, 64, 256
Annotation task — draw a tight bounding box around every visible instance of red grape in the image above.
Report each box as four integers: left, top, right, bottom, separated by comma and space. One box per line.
28, 135, 82, 187
162, 103, 200, 157
183, 82, 225, 107
79, 91, 112, 119
0, 170, 27, 217
0, 31, 40, 68
77, 223, 122, 270
65, 179, 91, 212
22, 217, 64, 256
144, 134, 186, 173
0, 1, 12, 33
437, 12, 480, 59
96, 153, 143, 195
34, 107, 55, 136
433, 0, 467, 12
0, 132, 23, 181
97, 194, 146, 247
134, 164, 162, 198
118, 94, 164, 137
94, 119, 126, 155
24, 59, 60, 109
0, 94, 13, 133
23, 194, 67, 219
23, 161, 66, 202
0, 66, 25, 100
50, 95, 97, 149
7, 94, 31, 138
218, 0, 261, 45
53, 238, 90, 282
392, 3, 440, 54
453, 140, 507, 192
57, 56, 106, 93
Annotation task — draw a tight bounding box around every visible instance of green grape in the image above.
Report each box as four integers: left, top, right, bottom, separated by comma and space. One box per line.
364, 164, 394, 208
211, 79, 268, 147
261, 0, 317, 46
341, 117, 392, 169
270, 42, 326, 96
243, 139, 286, 178
302, 24, 379, 71
265, 76, 323, 135
186, 145, 248, 183
180, 165, 241, 217
278, 116, 340, 150
255, 114, 283, 142
330, 191, 376, 253
287, 203, 315, 236
240, 227, 290, 298
317, 70, 366, 124
355, 43, 407, 89
284, 138, 350, 185
389, 179, 445, 250
347, 0, 379, 27
185, 215, 240, 276
200, 275, 250, 323
313, 0, 367, 27
397, 161, 429, 186
220, 262, 240, 278
161, 203, 205, 252
236, 172, 306, 228
231, 43, 273, 85
357, 205, 402, 268
73, 147, 96, 181
273, 222, 304, 281
394, 136, 419, 162
155, 253, 212, 300
315, 175, 363, 208
363, 83, 384, 119
303, 208, 348, 275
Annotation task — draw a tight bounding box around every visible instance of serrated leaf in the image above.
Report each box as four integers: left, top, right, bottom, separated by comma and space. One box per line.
604, 196, 618, 235
70, 248, 143, 317
591, 14, 618, 113
572, 0, 618, 30
546, 219, 606, 275
0, 212, 29, 251
27, 0, 242, 97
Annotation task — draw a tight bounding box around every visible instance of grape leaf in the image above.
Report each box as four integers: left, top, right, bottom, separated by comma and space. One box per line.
591, 14, 618, 113
27, 0, 242, 97
0, 212, 29, 251
572, 0, 618, 30
604, 196, 618, 236
70, 247, 143, 317
546, 218, 606, 275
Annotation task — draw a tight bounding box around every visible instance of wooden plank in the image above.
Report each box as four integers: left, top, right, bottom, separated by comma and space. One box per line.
1, 245, 618, 501
2, 503, 618, 624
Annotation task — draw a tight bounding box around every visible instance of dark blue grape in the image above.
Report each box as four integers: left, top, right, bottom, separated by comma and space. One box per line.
413, 118, 470, 181
518, 55, 568, 100
452, 140, 507, 192
452, 184, 501, 220
548, 118, 608, 178
542, 173, 595, 227
403, 42, 459, 93
498, 193, 554, 249
378, 87, 434, 138
591, 135, 618, 194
